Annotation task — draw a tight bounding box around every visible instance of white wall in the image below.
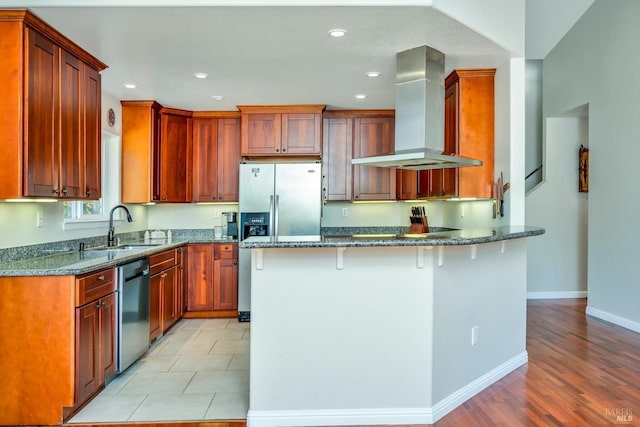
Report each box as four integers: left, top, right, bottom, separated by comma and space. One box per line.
526, 115, 588, 297
525, 60, 543, 192
543, 0, 640, 327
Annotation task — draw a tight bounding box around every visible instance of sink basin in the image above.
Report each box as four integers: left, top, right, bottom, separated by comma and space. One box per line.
351, 233, 397, 239
84, 243, 162, 256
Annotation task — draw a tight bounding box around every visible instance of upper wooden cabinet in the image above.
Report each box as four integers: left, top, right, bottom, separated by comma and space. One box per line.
192, 113, 241, 202
239, 105, 325, 157
0, 10, 106, 200
323, 111, 396, 201
446, 69, 496, 199
121, 102, 193, 203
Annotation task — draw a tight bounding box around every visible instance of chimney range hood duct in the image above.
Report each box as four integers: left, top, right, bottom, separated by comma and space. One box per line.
352, 45, 482, 170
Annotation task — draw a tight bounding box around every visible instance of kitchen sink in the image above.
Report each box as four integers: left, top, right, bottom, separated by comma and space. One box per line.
84, 243, 162, 256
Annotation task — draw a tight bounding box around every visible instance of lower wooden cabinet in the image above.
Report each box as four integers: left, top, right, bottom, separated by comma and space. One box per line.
149, 247, 184, 341
75, 291, 116, 405
74, 268, 117, 407
187, 243, 238, 315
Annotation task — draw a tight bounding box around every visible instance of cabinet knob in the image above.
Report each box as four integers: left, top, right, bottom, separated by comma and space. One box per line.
275, 148, 280, 152
282, 148, 286, 152
162, 196, 167, 200
61, 188, 68, 195
86, 190, 92, 196
98, 275, 105, 281
96, 302, 102, 308
53, 189, 60, 195
233, 260, 238, 265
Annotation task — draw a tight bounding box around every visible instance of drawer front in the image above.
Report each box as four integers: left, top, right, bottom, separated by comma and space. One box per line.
76, 268, 116, 306
150, 249, 176, 275
214, 243, 237, 260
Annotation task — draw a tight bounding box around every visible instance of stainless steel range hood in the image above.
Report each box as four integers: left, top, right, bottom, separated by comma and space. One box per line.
352, 45, 482, 170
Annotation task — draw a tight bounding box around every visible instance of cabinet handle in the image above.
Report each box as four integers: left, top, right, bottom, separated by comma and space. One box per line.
61, 188, 68, 195
96, 302, 102, 308
98, 275, 105, 280
53, 189, 60, 195
86, 190, 92, 196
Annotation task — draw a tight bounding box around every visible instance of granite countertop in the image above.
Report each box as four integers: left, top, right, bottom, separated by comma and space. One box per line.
239, 226, 545, 249
0, 237, 238, 277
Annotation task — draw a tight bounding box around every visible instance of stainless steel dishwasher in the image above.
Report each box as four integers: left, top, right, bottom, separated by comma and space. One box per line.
117, 258, 150, 373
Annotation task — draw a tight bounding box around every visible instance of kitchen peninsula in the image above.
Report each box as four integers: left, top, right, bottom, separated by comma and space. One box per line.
242, 226, 544, 426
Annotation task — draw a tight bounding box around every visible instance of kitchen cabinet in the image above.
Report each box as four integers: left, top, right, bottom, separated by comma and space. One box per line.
445, 69, 495, 198
75, 268, 117, 407
322, 116, 353, 201
149, 248, 183, 341
186, 243, 238, 316
192, 113, 241, 202
121, 102, 193, 203
213, 243, 238, 311
0, 10, 106, 200
239, 105, 325, 157
322, 111, 396, 201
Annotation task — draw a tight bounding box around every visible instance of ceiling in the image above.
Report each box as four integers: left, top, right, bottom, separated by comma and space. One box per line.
3, 1, 594, 112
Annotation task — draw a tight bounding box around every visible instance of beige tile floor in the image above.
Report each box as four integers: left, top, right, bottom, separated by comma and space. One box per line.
68, 318, 250, 423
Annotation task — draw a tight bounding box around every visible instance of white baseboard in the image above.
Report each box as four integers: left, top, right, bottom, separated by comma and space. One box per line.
430, 351, 528, 423
527, 291, 587, 299
247, 407, 433, 427
586, 305, 640, 334
246, 352, 528, 427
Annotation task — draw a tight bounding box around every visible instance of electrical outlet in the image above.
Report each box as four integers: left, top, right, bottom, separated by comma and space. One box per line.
341, 207, 348, 217
460, 205, 465, 218
36, 211, 43, 228
471, 326, 479, 345
213, 209, 221, 219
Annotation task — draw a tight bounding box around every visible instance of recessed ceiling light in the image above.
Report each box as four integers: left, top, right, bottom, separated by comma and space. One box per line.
366, 71, 381, 78
210, 95, 224, 101
354, 94, 367, 100
328, 28, 347, 38
193, 72, 208, 79
124, 83, 137, 89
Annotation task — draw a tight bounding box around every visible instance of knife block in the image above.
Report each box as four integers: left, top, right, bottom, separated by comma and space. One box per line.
409, 216, 430, 234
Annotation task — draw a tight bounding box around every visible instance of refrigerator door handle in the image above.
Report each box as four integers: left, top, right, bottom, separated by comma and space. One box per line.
274, 194, 280, 237
269, 195, 275, 237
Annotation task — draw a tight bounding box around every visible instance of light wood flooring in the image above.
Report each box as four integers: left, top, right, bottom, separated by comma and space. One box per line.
65, 299, 640, 427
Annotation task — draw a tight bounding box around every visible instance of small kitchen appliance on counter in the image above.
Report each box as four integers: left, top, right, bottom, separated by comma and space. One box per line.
223, 211, 238, 239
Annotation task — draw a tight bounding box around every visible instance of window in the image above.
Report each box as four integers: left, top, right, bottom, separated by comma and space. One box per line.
62, 132, 122, 230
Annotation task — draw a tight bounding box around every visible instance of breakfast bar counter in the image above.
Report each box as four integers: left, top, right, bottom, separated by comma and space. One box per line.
242, 226, 544, 427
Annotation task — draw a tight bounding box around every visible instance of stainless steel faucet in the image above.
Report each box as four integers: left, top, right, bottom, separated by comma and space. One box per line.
107, 204, 133, 247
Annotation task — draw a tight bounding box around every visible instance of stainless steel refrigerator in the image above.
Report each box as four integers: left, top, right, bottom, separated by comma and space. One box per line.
238, 162, 322, 321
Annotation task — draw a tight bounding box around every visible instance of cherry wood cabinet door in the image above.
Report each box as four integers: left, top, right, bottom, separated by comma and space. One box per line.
217, 118, 241, 201
159, 112, 192, 202
161, 266, 178, 332
281, 113, 321, 155
187, 244, 214, 312
213, 258, 238, 311
24, 29, 58, 197
59, 49, 85, 199
84, 66, 102, 200
192, 118, 219, 202
241, 113, 281, 155
322, 117, 353, 201
149, 273, 162, 341
75, 301, 99, 404
396, 169, 418, 200
99, 292, 116, 382
352, 117, 396, 200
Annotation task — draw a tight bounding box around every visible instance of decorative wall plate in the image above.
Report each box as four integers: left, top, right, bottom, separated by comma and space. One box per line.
107, 108, 115, 127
